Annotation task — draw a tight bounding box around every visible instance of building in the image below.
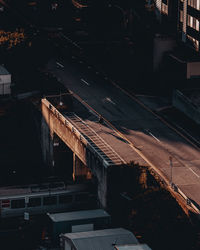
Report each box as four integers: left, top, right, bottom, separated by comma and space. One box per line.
0, 66, 11, 95
60, 228, 139, 250
179, 0, 200, 51
155, 0, 200, 52
115, 244, 152, 250
47, 209, 111, 242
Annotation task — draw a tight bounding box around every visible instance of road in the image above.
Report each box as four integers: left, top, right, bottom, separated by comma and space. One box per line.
46, 51, 200, 212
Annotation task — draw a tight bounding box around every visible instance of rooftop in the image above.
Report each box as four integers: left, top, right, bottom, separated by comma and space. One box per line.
0, 65, 9, 75
48, 209, 110, 223
115, 244, 152, 250
62, 228, 139, 250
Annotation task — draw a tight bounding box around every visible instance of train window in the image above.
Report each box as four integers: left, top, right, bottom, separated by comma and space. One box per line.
27, 197, 41, 207
59, 195, 73, 204
1, 200, 10, 208
43, 196, 57, 205
75, 193, 88, 202
11, 199, 25, 209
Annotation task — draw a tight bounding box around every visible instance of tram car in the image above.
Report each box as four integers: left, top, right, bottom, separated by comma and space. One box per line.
0, 182, 95, 218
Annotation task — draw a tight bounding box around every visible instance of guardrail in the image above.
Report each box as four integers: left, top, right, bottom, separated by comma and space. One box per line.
42, 98, 116, 168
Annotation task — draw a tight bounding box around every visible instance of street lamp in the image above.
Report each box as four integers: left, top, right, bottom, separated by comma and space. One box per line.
169, 156, 173, 186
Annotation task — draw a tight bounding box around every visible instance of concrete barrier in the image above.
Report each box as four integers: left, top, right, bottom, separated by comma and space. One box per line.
173, 89, 200, 125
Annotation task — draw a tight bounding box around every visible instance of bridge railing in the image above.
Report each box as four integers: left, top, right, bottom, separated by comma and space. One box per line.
42, 97, 112, 168
42, 97, 88, 147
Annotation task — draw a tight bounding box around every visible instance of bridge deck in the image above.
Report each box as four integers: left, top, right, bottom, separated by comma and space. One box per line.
64, 112, 125, 166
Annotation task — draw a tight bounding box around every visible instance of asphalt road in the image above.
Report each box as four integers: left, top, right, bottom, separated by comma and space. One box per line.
46, 54, 200, 212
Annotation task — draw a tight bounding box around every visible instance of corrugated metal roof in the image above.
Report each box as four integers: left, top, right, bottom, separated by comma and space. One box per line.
63, 228, 138, 250
49, 209, 110, 223
115, 244, 152, 250
0, 66, 9, 75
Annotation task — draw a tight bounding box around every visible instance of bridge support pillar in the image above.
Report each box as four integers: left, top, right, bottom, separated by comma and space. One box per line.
41, 115, 55, 169
73, 153, 91, 181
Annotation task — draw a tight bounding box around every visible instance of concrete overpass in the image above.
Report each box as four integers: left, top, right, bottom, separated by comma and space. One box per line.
42, 55, 200, 214
41, 95, 129, 208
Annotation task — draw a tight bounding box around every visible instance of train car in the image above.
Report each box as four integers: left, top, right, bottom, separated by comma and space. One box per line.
0, 182, 95, 218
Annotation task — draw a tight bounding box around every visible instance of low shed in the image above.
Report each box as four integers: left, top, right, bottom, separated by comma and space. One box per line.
115, 244, 152, 250
60, 228, 139, 250
0, 66, 11, 95
47, 209, 110, 242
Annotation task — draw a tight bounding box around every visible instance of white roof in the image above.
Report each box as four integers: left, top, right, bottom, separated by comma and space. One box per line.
48, 209, 110, 222
62, 228, 139, 250
115, 244, 152, 250
0, 66, 9, 75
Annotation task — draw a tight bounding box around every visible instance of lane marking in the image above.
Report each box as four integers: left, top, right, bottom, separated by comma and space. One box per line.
105, 97, 116, 105
56, 62, 64, 68
62, 34, 81, 50
145, 129, 160, 142
189, 167, 200, 178
81, 78, 90, 86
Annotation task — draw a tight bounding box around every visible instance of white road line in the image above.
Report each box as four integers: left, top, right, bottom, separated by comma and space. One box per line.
56, 62, 64, 68
189, 167, 200, 178
145, 129, 160, 142
105, 97, 116, 105
81, 78, 90, 86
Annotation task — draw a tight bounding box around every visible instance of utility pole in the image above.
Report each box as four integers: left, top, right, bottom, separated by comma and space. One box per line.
169, 156, 173, 186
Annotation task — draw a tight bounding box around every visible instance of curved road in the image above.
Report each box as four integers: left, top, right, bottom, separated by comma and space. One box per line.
46, 48, 200, 213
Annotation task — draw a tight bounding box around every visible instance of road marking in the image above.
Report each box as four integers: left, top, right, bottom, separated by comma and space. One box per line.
56, 62, 64, 68
79, 61, 83, 63
105, 97, 116, 105
145, 129, 160, 142
62, 34, 81, 50
81, 78, 90, 86
96, 71, 99, 74
189, 168, 200, 178
88, 66, 91, 69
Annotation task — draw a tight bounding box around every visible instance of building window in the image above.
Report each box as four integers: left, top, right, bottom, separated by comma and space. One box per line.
59, 195, 73, 204
43, 196, 57, 205
11, 199, 25, 209
188, 0, 200, 10
162, 3, 168, 15
27, 197, 41, 207
180, 10, 183, 22
187, 14, 199, 31
187, 34, 199, 50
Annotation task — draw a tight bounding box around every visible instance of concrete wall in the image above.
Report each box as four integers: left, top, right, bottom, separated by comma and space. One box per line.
41, 99, 109, 208
153, 34, 176, 71
173, 89, 200, 125
187, 62, 200, 79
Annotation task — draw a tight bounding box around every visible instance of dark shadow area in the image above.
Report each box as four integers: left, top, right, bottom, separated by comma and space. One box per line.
107, 162, 200, 250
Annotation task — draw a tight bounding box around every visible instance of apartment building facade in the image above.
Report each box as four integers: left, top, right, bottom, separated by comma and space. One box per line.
155, 0, 200, 52
179, 0, 200, 51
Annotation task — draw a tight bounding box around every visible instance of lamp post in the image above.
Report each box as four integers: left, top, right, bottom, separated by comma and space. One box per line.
169, 156, 173, 186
